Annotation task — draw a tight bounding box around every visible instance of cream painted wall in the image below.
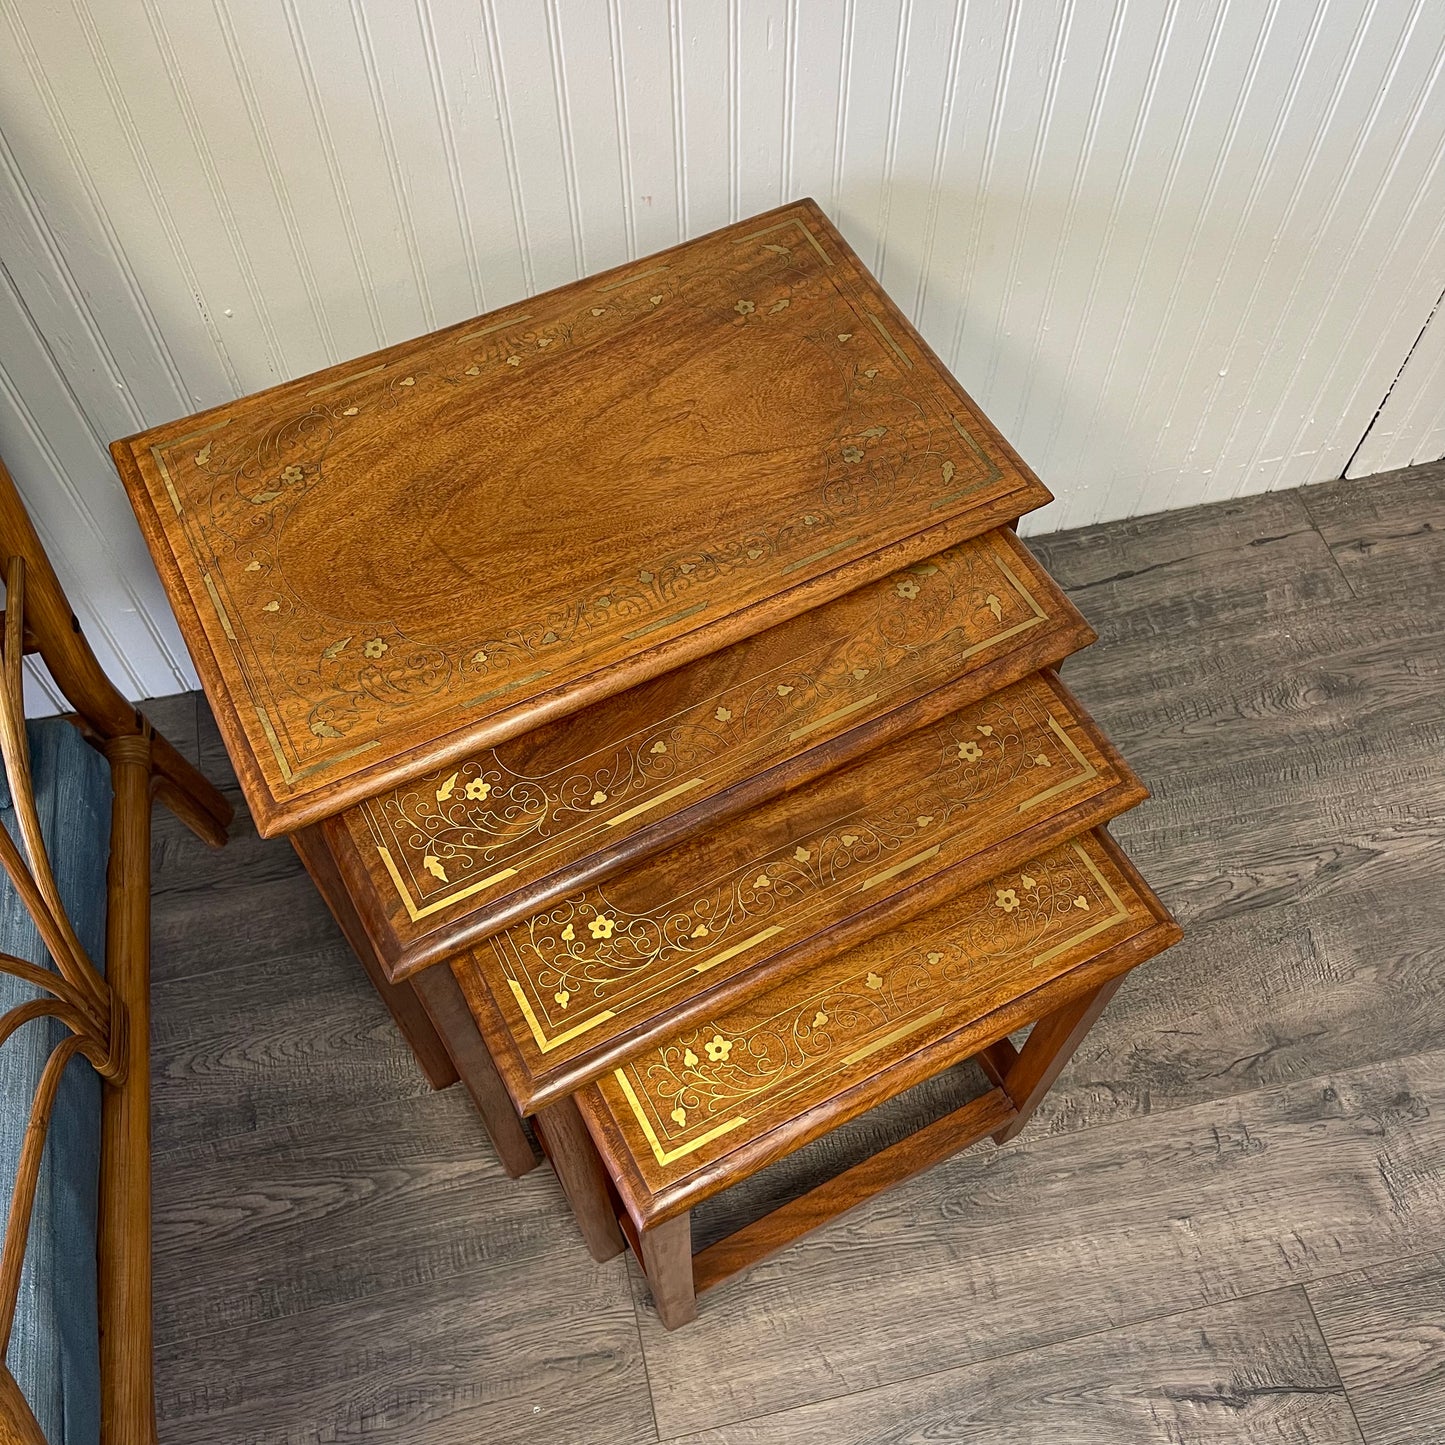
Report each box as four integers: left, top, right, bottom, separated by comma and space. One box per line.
2, 0, 1444, 707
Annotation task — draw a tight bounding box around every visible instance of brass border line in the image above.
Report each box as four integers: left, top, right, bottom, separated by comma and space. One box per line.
693, 925, 784, 975
1032, 843, 1130, 967
867, 313, 913, 369
842, 1006, 947, 1067
149, 447, 184, 517
462, 669, 551, 708
858, 844, 941, 893
995, 551, 1048, 618
615, 1070, 749, 1167
169, 418, 232, 448
508, 977, 614, 1053
623, 602, 708, 640
253, 705, 294, 785
779, 536, 860, 576
789, 692, 880, 741
291, 739, 379, 783
456, 313, 533, 343
1018, 715, 1097, 813
201, 572, 237, 642
951, 415, 1004, 482
735, 216, 834, 265
605, 776, 707, 828
598, 265, 670, 292
377, 845, 519, 923
306, 362, 386, 396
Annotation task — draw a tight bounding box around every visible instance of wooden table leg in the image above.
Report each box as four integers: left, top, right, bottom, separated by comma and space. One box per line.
411, 966, 539, 1179
533, 1097, 626, 1263
992, 975, 1125, 1144
288, 827, 458, 1091
638, 1213, 697, 1330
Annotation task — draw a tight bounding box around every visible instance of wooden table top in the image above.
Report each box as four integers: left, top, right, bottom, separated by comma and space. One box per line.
326, 526, 1093, 978
113, 199, 1049, 836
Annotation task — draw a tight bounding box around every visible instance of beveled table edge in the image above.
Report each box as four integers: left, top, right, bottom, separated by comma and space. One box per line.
112, 197, 1055, 838
577, 827, 1182, 1227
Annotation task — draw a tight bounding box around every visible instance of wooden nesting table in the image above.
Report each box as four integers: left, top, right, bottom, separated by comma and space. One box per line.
114, 200, 1179, 1328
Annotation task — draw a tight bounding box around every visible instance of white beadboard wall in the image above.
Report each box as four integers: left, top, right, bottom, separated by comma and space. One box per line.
3, 0, 1445, 707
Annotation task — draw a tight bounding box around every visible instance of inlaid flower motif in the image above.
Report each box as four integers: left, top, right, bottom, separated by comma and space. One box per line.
895, 578, 919, 600
957, 740, 982, 762
473, 649, 488, 665
704, 1034, 733, 1062
364, 638, 387, 658
670, 1107, 687, 1126
715, 706, 732, 723
554, 990, 570, 1009
734, 299, 755, 315
995, 888, 1020, 913
280, 464, 304, 485
842, 445, 864, 464
683, 1048, 699, 1068
588, 914, 616, 940
865, 971, 883, 990
465, 779, 491, 801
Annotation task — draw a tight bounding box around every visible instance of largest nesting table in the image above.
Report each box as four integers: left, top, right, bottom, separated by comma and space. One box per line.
114, 200, 1179, 1327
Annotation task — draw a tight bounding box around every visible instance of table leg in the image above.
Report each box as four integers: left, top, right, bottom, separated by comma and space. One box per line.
992, 975, 1125, 1144
411, 966, 539, 1179
533, 1096, 626, 1263
638, 1213, 697, 1330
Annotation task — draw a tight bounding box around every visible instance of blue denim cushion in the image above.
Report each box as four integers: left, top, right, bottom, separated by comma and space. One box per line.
0, 720, 110, 1445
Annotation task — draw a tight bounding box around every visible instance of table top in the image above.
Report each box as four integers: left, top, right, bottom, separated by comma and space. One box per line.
113, 200, 1048, 836
453, 670, 1147, 1113
326, 526, 1093, 979
578, 827, 1179, 1222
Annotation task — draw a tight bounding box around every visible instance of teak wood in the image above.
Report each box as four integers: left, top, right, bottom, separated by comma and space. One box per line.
451, 669, 1147, 1113
573, 829, 1179, 1328
324, 526, 1093, 978
112, 199, 1051, 837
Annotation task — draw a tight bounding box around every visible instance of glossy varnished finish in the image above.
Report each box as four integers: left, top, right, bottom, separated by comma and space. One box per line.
578, 827, 1179, 1226
113, 200, 1051, 837
327, 526, 1092, 977
452, 669, 1145, 1112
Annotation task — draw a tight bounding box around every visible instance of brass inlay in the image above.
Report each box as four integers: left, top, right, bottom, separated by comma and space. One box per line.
455, 313, 533, 344
789, 692, 880, 742
306, 362, 386, 396
1017, 716, 1097, 813
616, 1070, 748, 1167
623, 602, 708, 640
604, 777, 707, 828
169, 418, 232, 448
201, 572, 237, 642
462, 669, 551, 709
253, 706, 294, 785
291, 740, 379, 783
150, 447, 184, 517
858, 844, 942, 894
1033, 844, 1129, 966
378, 846, 519, 923
736, 216, 835, 266
779, 537, 860, 576
508, 976, 613, 1052
842, 1005, 948, 1067
598, 265, 669, 292
867, 313, 913, 369
951, 415, 1004, 483
693, 925, 784, 975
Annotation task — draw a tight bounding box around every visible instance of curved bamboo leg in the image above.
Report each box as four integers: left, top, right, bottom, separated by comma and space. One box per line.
97, 734, 155, 1445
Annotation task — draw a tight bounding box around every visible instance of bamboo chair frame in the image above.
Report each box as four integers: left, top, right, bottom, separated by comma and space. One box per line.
0, 456, 231, 1445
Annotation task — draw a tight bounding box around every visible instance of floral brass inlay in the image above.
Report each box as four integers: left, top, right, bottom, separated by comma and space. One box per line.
138, 208, 1017, 798
358, 531, 1054, 924
609, 836, 1135, 1169
489, 673, 1106, 1058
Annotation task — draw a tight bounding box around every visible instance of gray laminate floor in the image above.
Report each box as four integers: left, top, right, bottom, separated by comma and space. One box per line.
146, 464, 1445, 1444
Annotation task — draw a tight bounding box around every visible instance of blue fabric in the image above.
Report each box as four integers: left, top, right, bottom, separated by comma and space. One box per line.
0, 720, 110, 1445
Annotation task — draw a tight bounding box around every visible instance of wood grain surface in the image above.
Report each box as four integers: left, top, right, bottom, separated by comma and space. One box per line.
328, 525, 1093, 976
114, 200, 1050, 836
456, 668, 1147, 1111
146, 470, 1445, 1444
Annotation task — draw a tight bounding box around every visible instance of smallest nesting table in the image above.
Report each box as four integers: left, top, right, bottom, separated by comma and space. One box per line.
113, 199, 1180, 1325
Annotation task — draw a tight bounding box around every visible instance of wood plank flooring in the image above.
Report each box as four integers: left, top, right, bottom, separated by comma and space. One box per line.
146, 461, 1445, 1444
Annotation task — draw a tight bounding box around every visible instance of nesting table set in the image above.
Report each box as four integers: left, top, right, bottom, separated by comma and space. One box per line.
114, 201, 1179, 1328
